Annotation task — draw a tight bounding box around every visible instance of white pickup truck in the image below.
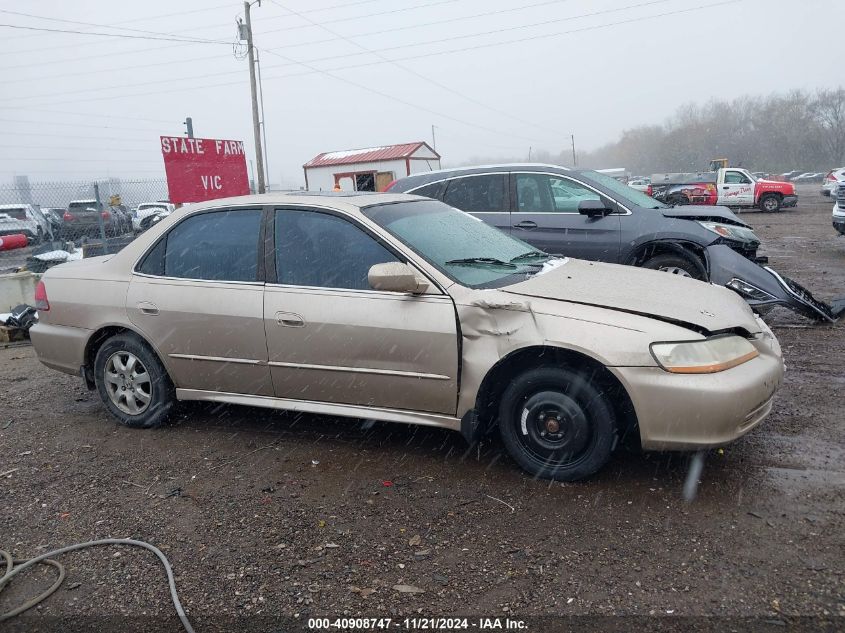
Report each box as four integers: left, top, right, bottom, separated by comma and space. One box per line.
649, 167, 798, 212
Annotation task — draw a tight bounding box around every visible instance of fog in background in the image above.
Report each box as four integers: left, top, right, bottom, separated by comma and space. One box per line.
1, 0, 842, 187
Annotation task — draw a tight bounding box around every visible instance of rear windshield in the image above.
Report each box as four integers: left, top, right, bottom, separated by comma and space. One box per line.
0, 208, 27, 220
68, 201, 97, 211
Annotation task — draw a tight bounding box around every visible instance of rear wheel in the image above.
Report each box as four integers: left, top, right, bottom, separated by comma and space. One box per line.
93, 334, 175, 428
759, 194, 781, 212
642, 252, 705, 280
498, 367, 617, 481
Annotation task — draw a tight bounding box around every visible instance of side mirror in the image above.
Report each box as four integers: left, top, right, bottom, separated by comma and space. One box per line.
578, 199, 613, 217
368, 262, 430, 294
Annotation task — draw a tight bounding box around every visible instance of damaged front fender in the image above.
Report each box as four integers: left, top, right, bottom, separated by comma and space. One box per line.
707, 244, 845, 322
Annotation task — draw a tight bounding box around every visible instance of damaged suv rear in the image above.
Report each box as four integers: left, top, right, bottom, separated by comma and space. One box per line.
388, 164, 843, 321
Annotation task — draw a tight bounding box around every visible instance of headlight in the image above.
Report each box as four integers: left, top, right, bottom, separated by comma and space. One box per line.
650, 335, 759, 374
726, 278, 777, 302
698, 221, 760, 244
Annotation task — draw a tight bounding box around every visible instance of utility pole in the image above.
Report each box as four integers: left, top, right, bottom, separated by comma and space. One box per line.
570, 134, 576, 167
244, 1, 266, 194
431, 124, 437, 151
183, 117, 194, 138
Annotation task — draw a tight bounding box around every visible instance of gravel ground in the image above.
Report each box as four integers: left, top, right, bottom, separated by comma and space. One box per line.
1, 185, 843, 632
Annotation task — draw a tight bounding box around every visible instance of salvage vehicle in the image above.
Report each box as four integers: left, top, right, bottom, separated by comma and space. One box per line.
63, 200, 124, 239
833, 185, 845, 236
31, 193, 785, 481
132, 201, 176, 232
822, 168, 845, 197
649, 167, 797, 212
387, 164, 843, 321
0, 203, 51, 243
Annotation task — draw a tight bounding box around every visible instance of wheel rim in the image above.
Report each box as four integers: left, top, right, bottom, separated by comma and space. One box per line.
104, 351, 152, 415
657, 265, 692, 277
764, 198, 777, 211
516, 390, 593, 467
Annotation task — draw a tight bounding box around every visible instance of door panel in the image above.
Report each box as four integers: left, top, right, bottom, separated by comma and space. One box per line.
719, 170, 755, 206
126, 207, 272, 395
264, 287, 459, 414
510, 172, 622, 261
127, 278, 272, 395
267, 207, 459, 414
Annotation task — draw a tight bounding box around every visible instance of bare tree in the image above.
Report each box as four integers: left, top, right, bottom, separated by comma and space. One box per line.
811, 88, 845, 166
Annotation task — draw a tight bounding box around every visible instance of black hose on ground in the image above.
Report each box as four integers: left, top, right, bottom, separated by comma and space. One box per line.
0, 538, 194, 633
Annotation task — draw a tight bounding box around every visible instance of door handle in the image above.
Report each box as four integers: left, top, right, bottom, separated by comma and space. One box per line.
275, 311, 305, 327
137, 301, 159, 316
513, 220, 537, 229
722, 186, 730, 189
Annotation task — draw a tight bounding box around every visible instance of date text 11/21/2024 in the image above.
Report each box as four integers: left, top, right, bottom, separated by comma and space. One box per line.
307, 617, 528, 630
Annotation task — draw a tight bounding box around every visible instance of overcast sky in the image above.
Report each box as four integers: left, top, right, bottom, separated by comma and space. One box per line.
1, 0, 841, 187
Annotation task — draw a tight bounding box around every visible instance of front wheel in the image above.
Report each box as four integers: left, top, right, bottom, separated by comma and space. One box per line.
93, 334, 175, 428
759, 194, 781, 212
498, 367, 617, 481
642, 252, 705, 280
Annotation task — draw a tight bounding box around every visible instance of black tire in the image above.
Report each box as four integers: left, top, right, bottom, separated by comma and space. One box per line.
498, 367, 616, 481
93, 333, 175, 428
759, 194, 781, 213
642, 252, 705, 280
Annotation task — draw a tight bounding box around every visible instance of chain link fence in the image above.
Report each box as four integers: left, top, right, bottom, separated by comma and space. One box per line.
0, 179, 169, 248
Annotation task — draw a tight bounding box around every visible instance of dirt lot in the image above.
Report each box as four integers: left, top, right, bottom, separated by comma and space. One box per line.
1, 186, 843, 632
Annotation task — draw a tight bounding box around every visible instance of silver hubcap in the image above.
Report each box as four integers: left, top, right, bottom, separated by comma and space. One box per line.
764, 199, 777, 210
104, 351, 152, 415
658, 266, 692, 277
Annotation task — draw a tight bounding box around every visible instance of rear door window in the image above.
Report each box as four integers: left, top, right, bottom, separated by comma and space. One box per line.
442, 175, 506, 213
162, 209, 262, 281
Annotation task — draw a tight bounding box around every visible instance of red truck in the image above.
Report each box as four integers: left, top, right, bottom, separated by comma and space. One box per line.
648, 167, 797, 212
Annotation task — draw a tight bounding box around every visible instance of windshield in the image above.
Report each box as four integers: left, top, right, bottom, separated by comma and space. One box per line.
363, 199, 551, 288
580, 170, 667, 209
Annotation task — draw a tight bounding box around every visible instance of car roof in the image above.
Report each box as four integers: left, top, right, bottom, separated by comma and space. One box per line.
0, 203, 30, 209
179, 191, 425, 213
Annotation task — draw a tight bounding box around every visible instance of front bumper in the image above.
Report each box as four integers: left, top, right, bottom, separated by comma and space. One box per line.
834, 208, 845, 236
782, 195, 798, 208
30, 322, 92, 376
708, 244, 844, 321
613, 329, 783, 450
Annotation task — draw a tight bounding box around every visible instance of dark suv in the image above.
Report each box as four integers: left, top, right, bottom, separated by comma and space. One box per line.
388, 164, 842, 321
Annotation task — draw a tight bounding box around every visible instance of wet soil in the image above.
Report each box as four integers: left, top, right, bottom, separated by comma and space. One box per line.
1, 185, 843, 630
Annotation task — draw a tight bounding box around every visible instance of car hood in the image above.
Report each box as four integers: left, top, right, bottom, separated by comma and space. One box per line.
502, 258, 761, 335
659, 205, 748, 226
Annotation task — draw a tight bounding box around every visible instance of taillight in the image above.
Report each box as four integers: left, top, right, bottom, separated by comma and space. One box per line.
826, 172, 835, 181
63, 211, 75, 221
646, 184, 653, 196
101, 211, 110, 219
34, 280, 50, 311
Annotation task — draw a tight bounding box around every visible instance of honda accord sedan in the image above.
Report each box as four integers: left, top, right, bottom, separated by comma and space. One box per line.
31, 193, 784, 481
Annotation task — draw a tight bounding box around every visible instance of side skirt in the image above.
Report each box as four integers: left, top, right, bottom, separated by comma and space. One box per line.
175, 389, 463, 432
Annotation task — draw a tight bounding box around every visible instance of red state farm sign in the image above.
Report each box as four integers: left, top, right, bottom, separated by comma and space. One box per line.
160, 136, 250, 204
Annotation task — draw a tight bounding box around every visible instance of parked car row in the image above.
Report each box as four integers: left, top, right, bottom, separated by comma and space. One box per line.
822, 167, 845, 197
0, 200, 176, 244
0, 204, 52, 243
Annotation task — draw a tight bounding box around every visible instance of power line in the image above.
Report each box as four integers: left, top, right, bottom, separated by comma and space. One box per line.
1, 0, 564, 85
0, 8, 234, 44
256, 0, 465, 36
6, 0, 682, 103
0, 117, 172, 133
11, 0, 739, 112
262, 0, 681, 63
0, 23, 233, 45
0, 107, 176, 124
263, 0, 580, 51
267, 0, 570, 137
